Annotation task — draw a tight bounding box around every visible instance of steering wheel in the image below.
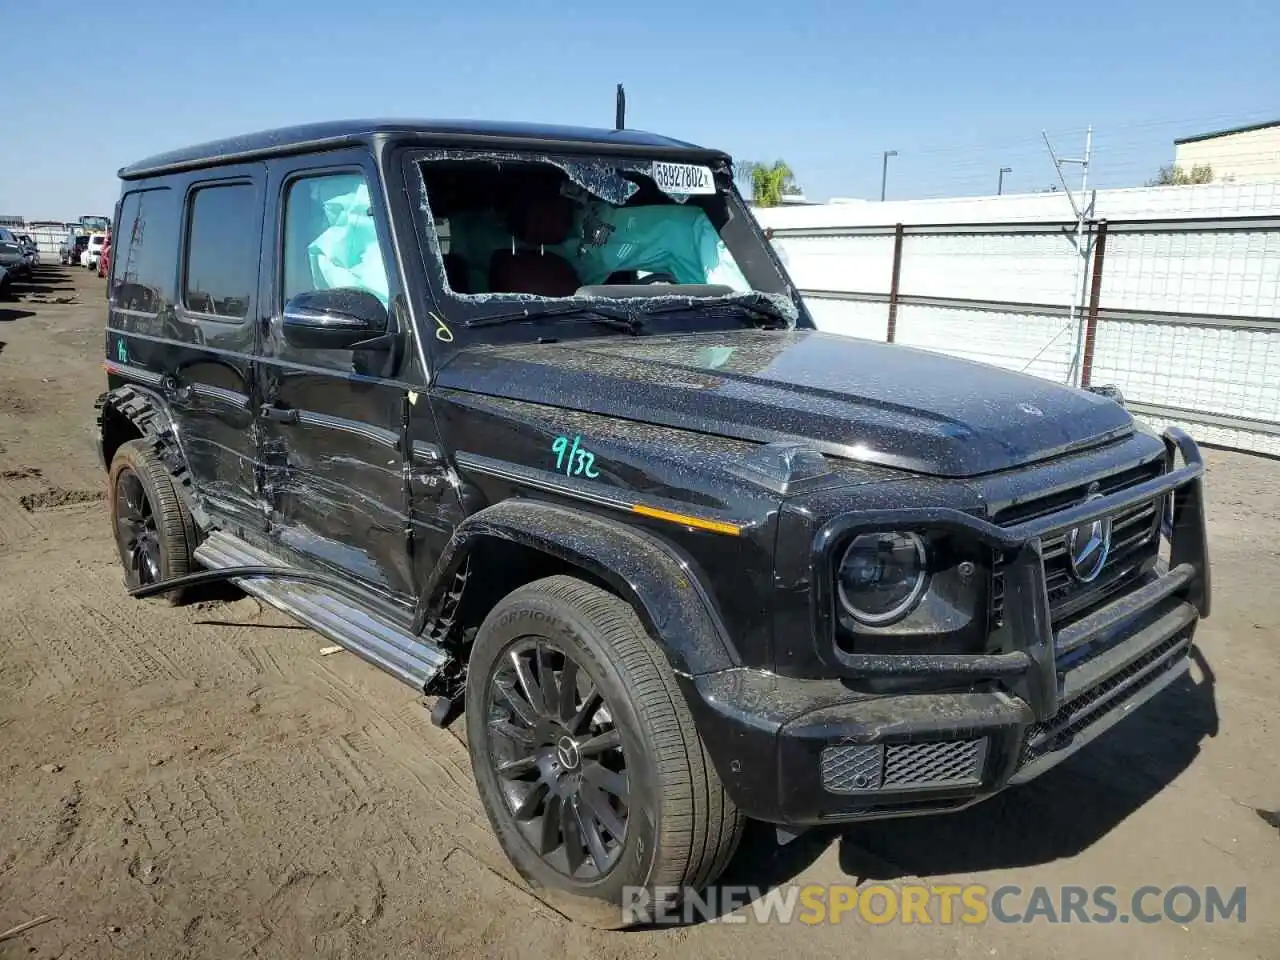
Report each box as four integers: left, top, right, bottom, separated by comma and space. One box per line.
636, 272, 678, 285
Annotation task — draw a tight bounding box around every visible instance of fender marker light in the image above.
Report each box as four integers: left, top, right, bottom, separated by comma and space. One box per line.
631, 504, 742, 536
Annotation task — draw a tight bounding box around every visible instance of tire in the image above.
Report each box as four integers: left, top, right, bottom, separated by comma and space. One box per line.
465, 575, 743, 927
108, 439, 198, 605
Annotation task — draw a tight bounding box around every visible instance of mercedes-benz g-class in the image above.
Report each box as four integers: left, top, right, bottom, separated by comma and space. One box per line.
96, 119, 1210, 923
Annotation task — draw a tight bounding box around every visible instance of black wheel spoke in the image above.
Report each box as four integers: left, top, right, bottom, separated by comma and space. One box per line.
569, 688, 602, 734
572, 796, 611, 871
489, 719, 535, 748
510, 650, 546, 716
512, 779, 548, 821
578, 728, 620, 758
539, 794, 562, 855
117, 475, 149, 522
561, 800, 585, 873
556, 658, 579, 722
116, 516, 140, 544
536, 642, 559, 711
579, 783, 626, 841
495, 677, 539, 727
581, 760, 629, 801
496, 753, 540, 780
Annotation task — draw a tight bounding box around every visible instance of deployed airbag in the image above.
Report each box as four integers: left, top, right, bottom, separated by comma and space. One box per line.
307, 177, 390, 305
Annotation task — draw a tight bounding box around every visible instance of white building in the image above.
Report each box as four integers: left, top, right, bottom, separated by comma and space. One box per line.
1173, 120, 1280, 184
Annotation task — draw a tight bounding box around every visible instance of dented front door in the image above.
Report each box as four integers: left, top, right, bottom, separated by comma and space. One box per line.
254, 152, 418, 601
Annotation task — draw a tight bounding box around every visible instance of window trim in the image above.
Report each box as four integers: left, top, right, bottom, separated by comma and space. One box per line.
180, 176, 259, 324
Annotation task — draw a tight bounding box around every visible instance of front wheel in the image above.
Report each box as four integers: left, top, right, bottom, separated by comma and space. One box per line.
465, 575, 742, 927
108, 439, 197, 604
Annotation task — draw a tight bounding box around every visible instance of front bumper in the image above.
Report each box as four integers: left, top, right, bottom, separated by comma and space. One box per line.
680, 428, 1210, 825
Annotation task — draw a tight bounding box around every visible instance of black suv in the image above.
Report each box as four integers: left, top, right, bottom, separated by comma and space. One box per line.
96, 119, 1210, 922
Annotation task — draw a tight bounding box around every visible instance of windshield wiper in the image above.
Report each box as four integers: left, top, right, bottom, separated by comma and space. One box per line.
465, 300, 642, 335
625, 292, 793, 329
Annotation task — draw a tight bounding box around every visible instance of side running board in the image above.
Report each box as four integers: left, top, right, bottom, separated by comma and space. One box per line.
193, 530, 448, 692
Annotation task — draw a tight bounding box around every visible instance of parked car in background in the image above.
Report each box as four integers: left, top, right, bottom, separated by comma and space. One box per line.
0, 264, 10, 299
81, 233, 107, 270
61, 232, 89, 266
98, 233, 112, 278
0, 227, 29, 281
17, 234, 40, 271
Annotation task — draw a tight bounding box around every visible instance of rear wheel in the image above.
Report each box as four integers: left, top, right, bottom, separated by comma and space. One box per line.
465, 575, 742, 927
108, 440, 197, 605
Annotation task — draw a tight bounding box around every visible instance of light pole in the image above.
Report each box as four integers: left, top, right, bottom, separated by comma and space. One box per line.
880, 150, 897, 201
998, 166, 1012, 195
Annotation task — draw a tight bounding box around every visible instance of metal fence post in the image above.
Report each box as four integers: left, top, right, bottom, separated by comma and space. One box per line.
886, 223, 905, 342
1081, 219, 1108, 387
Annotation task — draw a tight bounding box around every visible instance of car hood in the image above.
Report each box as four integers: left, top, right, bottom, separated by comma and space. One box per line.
437, 329, 1133, 478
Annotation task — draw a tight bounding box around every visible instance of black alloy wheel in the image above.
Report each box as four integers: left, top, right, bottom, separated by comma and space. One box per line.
464, 576, 744, 927
115, 468, 163, 586
107, 439, 196, 605
485, 637, 630, 879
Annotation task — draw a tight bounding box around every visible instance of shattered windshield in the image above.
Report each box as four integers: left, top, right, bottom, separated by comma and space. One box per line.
411, 151, 801, 340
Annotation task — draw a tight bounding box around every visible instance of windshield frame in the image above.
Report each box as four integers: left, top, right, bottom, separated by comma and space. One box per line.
398, 146, 812, 351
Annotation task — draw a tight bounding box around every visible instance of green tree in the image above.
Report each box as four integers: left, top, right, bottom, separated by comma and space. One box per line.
1148, 163, 1214, 186
736, 160, 800, 206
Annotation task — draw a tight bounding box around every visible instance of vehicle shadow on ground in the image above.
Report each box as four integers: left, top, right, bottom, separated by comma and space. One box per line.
0, 308, 37, 322
674, 646, 1218, 924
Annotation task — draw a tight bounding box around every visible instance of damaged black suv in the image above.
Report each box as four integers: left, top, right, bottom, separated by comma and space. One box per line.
96, 119, 1211, 921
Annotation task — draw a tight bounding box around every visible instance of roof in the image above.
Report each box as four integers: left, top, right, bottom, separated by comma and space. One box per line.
119, 119, 728, 180
1174, 118, 1280, 145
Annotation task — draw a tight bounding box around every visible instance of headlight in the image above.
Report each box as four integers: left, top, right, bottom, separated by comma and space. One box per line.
837, 532, 929, 625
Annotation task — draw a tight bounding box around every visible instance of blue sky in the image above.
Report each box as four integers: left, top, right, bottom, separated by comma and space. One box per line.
2, 0, 1277, 219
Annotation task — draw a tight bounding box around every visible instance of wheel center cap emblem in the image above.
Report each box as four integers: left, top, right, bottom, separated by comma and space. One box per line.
556, 736, 580, 770
1066, 486, 1112, 583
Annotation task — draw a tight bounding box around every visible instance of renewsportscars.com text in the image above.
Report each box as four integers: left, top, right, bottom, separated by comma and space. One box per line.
622, 883, 1248, 926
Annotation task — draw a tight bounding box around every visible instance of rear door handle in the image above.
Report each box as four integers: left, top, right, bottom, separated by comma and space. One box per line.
259, 403, 299, 424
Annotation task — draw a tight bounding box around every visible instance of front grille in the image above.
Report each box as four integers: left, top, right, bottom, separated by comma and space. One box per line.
1017, 631, 1191, 770
990, 472, 1164, 629
821, 739, 987, 793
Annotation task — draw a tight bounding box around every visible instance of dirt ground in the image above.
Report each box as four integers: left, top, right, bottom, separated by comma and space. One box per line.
0, 266, 1276, 959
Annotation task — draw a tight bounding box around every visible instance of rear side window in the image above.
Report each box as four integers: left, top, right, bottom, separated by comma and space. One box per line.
183, 183, 257, 319
111, 187, 179, 315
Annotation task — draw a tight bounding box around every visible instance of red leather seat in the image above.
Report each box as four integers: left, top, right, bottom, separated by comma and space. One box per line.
489, 194, 580, 297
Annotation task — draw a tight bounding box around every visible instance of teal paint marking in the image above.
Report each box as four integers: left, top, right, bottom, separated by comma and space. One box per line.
115, 338, 128, 363
552, 435, 600, 479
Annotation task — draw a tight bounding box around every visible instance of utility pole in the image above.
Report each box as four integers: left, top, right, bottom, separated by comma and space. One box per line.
998, 166, 1012, 195
1040, 126, 1094, 387
880, 150, 898, 201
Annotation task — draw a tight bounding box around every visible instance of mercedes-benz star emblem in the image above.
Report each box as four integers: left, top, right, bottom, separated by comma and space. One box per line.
556, 736, 581, 771
1066, 485, 1112, 583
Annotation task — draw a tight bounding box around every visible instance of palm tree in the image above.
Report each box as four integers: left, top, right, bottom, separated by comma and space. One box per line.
735, 160, 799, 207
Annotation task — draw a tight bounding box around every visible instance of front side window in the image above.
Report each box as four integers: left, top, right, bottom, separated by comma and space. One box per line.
281, 171, 389, 308
183, 183, 257, 319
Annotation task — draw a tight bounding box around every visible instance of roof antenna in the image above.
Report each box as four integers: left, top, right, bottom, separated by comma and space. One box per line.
615, 83, 626, 130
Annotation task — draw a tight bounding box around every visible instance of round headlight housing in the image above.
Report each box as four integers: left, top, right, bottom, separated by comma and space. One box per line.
837, 532, 929, 625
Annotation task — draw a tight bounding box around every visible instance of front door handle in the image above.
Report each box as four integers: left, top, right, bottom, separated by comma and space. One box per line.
259, 403, 300, 424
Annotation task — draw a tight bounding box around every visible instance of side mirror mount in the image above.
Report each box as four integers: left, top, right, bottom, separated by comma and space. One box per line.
281, 288, 390, 351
